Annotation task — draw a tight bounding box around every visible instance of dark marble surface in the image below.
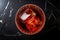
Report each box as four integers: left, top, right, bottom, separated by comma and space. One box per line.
0, 0, 60, 39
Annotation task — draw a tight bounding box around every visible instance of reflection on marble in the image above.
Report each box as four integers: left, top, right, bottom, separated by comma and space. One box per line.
0, 20, 3, 23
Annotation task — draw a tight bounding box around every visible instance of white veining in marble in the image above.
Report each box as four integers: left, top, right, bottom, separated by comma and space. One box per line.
9, 8, 13, 17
